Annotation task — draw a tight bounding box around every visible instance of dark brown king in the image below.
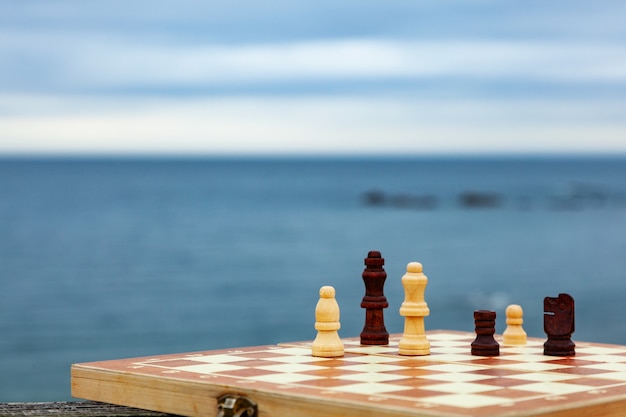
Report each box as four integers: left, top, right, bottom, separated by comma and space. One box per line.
360, 250, 389, 345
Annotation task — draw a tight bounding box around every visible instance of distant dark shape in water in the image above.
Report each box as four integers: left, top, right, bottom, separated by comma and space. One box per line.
550, 182, 608, 211
459, 191, 502, 209
390, 194, 438, 210
362, 190, 386, 206
362, 190, 438, 210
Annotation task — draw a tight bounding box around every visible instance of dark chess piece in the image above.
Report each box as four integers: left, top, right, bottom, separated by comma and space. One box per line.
471, 310, 500, 356
544, 293, 575, 356
360, 250, 389, 345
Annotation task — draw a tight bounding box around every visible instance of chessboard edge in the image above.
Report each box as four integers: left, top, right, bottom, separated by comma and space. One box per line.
70, 364, 448, 417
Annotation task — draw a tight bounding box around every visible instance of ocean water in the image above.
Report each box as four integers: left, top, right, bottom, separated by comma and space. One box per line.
0, 156, 625, 401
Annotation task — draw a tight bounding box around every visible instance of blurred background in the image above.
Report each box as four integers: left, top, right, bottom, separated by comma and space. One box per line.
1, 0, 625, 401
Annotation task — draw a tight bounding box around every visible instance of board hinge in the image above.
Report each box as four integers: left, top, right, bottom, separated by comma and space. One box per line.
217, 394, 257, 417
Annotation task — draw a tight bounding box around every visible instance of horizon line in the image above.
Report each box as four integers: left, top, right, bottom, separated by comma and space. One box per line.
1, 151, 625, 162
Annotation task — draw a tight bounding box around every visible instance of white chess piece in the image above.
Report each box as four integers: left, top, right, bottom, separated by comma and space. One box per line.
503, 304, 527, 345
312, 286, 344, 357
398, 262, 430, 355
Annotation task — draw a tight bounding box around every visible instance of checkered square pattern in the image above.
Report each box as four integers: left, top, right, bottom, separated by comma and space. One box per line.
73, 331, 626, 417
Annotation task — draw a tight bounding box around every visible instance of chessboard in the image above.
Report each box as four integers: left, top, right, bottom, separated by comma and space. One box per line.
71, 330, 626, 417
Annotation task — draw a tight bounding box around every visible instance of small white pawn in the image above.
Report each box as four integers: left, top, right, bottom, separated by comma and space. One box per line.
312, 286, 344, 357
503, 304, 527, 345
398, 262, 430, 356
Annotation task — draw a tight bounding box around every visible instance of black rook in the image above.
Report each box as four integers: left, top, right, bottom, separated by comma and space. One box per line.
471, 310, 500, 356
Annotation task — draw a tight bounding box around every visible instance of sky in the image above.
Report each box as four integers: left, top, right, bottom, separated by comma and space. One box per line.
1, 1, 626, 155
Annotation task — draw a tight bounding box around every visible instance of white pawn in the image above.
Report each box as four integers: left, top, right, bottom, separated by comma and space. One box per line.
398, 262, 430, 356
503, 304, 527, 345
312, 286, 344, 357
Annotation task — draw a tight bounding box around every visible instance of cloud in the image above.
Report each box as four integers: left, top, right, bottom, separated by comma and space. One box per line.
97, 39, 626, 84
2, 33, 626, 93
1, 1, 625, 155
1, 94, 625, 155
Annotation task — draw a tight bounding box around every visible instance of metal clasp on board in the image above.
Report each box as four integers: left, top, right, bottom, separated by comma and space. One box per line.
217, 394, 257, 417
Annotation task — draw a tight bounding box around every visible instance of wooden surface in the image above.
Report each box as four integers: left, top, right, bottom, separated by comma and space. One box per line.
0, 402, 178, 417
72, 331, 626, 417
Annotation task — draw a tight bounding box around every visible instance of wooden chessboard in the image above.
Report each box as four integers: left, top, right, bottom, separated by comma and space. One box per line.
71, 331, 626, 417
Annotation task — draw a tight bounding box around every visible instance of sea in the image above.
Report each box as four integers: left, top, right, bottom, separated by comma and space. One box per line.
1, 155, 625, 401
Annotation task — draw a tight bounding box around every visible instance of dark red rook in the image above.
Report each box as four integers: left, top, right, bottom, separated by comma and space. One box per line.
360, 250, 389, 345
471, 310, 500, 356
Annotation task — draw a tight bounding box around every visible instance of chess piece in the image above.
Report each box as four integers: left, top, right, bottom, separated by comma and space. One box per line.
503, 304, 527, 345
312, 286, 344, 357
471, 310, 499, 356
398, 262, 430, 355
544, 293, 575, 356
360, 250, 389, 345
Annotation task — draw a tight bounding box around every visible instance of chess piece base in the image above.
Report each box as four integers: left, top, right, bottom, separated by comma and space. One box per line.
470, 344, 500, 357
312, 332, 344, 357
544, 337, 576, 356
398, 341, 430, 356
312, 346, 344, 357
360, 333, 389, 345
503, 333, 527, 346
